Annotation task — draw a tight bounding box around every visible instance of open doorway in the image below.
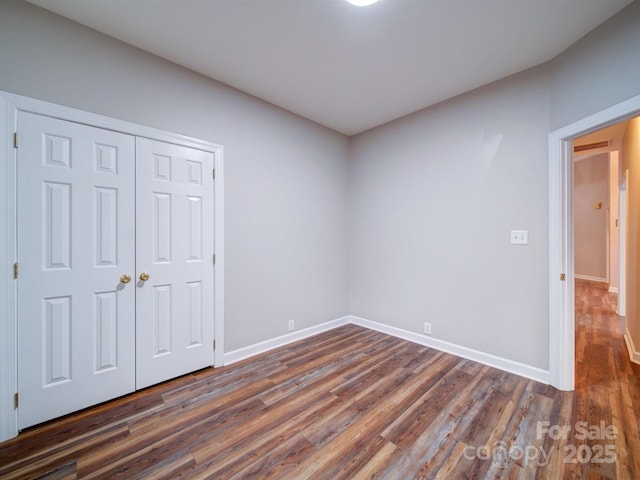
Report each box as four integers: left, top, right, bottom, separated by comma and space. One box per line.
573, 124, 627, 290
548, 93, 640, 391
572, 123, 628, 388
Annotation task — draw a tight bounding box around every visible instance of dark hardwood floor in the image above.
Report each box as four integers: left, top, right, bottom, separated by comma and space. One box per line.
1, 279, 638, 479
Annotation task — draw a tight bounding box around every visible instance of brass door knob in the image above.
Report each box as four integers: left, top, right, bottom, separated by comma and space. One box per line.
120, 274, 132, 284
139, 272, 150, 282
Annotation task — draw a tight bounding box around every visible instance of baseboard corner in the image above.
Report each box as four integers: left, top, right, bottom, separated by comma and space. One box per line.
624, 329, 640, 365
223, 314, 552, 385
348, 315, 550, 385
223, 316, 351, 366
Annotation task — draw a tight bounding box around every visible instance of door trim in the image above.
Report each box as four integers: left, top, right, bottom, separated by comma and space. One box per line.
618, 170, 628, 316
0, 90, 224, 441
548, 93, 640, 391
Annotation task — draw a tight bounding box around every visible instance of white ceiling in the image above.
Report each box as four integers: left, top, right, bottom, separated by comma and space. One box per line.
26, 0, 632, 135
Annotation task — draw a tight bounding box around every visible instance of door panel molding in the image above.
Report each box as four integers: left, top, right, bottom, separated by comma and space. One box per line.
0, 90, 224, 441
135, 137, 215, 389
17, 112, 137, 428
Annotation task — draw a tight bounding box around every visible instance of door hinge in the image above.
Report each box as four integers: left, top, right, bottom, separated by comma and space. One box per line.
213, 339, 216, 351
212, 168, 215, 180
213, 254, 216, 265
560, 273, 566, 281
13, 262, 19, 279
13, 132, 19, 149
14, 392, 18, 409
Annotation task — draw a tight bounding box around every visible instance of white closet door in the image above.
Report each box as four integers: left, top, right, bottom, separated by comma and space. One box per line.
17, 112, 136, 429
135, 138, 215, 389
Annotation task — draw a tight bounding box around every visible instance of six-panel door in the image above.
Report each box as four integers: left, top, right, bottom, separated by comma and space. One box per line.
17, 112, 137, 429
135, 138, 215, 389
17, 113, 216, 428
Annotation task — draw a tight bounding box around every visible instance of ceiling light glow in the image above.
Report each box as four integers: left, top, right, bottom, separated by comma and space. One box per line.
346, 0, 378, 6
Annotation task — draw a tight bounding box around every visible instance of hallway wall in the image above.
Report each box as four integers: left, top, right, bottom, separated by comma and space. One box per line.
574, 154, 609, 282
621, 117, 640, 352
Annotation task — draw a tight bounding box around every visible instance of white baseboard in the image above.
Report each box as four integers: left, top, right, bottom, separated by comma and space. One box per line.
624, 328, 640, 365
349, 315, 550, 385
224, 314, 551, 385
575, 274, 607, 283
224, 316, 351, 365
608, 286, 619, 293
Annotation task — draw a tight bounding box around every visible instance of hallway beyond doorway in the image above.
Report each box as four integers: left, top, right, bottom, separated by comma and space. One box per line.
573, 278, 640, 478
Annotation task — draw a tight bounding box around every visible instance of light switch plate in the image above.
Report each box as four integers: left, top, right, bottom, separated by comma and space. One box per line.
510, 230, 528, 245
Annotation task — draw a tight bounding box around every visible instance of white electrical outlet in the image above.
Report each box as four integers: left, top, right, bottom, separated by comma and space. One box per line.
424, 322, 432, 335
288, 319, 295, 331
510, 230, 529, 245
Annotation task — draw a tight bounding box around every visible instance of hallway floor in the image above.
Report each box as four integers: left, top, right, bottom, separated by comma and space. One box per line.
571, 279, 640, 479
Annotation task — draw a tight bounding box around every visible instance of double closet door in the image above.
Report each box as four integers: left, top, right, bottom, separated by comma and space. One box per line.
16, 111, 215, 429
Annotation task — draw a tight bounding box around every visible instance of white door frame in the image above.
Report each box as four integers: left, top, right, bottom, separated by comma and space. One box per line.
548, 93, 640, 391
0, 91, 225, 441
618, 171, 628, 317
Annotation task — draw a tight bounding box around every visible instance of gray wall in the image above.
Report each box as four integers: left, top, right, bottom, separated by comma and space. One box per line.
348, 0, 640, 371
349, 67, 551, 368
0, 0, 350, 352
2, 0, 640, 371
550, 0, 640, 130
574, 154, 609, 280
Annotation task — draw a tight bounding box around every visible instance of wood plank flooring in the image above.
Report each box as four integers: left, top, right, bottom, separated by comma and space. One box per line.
1, 279, 639, 479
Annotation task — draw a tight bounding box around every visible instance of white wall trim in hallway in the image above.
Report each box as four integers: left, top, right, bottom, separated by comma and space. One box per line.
574, 274, 608, 283
624, 328, 640, 365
